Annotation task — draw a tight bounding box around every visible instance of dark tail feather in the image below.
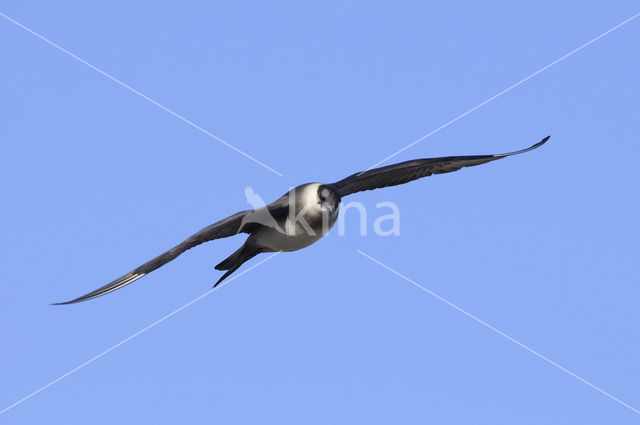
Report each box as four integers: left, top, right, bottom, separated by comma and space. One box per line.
214, 244, 261, 287
214, 265, 243, 287
215, 245, 246, 271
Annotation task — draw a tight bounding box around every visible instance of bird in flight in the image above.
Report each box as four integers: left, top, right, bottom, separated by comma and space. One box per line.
54, 136, 549, 304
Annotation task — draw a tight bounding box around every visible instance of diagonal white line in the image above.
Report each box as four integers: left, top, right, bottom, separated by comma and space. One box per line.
356, 249, 640, 415
0, 251, 281, 416
361, 11, 640, 173
0, 11, 283, 177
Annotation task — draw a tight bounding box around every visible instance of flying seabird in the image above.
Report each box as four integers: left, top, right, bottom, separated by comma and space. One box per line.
54, 136, 549, 304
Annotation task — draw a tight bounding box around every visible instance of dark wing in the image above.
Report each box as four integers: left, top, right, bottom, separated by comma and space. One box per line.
53, 197, 291, 305
330, 136, 549, 197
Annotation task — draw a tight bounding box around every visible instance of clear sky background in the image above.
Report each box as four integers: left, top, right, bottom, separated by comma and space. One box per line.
1, 1, 639, 423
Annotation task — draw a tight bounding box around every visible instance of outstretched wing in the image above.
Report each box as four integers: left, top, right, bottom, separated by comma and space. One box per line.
54, 208, 262, 305
54, 192, 293, 305
330, 136, 549, 197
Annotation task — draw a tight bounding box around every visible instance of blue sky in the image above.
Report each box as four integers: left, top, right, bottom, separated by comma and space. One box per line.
1, 1, 639, 423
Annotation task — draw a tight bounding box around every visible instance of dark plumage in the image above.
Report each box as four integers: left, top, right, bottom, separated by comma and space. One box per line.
54, 136, 549, 304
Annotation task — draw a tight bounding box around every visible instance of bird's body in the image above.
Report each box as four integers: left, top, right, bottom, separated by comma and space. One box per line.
243, 183, 340, 252
54, 136, 549, 304
252, 217, 327, 252
211, 183, 340, 283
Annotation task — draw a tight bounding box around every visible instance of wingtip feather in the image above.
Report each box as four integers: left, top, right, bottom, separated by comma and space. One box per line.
52, 272, 146, 305
497, 135, 550, 158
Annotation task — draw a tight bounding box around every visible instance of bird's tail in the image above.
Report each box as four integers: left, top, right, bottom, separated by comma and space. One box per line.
214, 243, 262, 287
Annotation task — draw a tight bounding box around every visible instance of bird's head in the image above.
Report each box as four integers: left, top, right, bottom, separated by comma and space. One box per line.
317, 184, 340, 217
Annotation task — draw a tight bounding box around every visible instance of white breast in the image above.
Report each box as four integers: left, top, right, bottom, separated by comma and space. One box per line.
253, 226, 323, 252
252, 183, 337, 252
